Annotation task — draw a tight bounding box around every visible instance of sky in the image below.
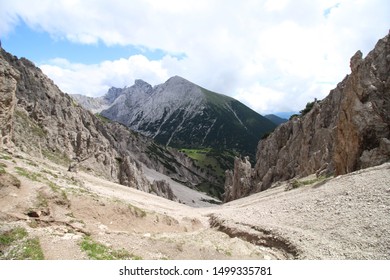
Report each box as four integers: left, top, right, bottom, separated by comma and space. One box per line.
0, 0, 389, 116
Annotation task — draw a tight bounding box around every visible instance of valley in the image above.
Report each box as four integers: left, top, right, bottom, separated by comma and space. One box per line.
1, 31, 389, 260
179, 148, 238, 198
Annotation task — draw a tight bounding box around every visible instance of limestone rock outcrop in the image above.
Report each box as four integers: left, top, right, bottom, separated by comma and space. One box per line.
225, 32, 390, 201
223, 156, 252, 202
0, 54, 19, 150
151, 180, 177, 201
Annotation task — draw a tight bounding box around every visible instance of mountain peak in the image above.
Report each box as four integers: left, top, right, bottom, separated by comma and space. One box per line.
131, 79, 153, 96
104, 87, 123, 103
167, 75, 187, 82
134, 79, 151, 87
165, 75, 194, 86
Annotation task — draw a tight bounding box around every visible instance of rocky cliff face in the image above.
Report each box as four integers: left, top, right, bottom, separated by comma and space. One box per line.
225, 32, 390, 201
0, 57, 19, 151
223, 156, 252, 202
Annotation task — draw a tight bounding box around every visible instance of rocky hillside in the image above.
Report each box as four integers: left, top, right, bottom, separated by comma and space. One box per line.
225, 32, 390, 202
0, 49, 219, 205
74, 76, 276, 160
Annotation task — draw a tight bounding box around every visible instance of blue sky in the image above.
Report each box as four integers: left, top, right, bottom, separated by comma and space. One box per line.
0, 0, 389, 114
2, 21, 178, 64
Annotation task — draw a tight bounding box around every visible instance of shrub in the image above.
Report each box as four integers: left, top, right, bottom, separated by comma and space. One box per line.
80, 236, 142, 260
0, 227, 44, 260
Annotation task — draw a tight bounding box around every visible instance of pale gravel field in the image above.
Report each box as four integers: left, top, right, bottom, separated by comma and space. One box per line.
1, 152, 389, 259
207, 163, 390, 259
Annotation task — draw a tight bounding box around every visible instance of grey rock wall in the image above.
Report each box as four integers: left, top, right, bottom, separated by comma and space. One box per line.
0, 53, 19, 150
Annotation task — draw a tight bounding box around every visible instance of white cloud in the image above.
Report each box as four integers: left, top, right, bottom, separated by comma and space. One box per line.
1, 0, 389, 114
40, 55, 170, 96
264, 0, 290, 12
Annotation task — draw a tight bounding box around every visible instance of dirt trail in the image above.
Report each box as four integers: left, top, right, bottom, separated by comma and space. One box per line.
1, 152, 389, 259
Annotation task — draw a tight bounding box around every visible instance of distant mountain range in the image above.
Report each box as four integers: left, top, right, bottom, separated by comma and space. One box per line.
264, 114, 288, 126
73, 76, 276, 160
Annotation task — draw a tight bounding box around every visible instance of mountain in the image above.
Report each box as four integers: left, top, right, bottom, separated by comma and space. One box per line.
80, 76, 276, 160
0, 49, 220, 206
70, 87, 124, 113
73, 76, 276, 198
69, 94, 110, 113
273, 111, 298, 119
225, 32, 390, 202
264, 114, 288, 126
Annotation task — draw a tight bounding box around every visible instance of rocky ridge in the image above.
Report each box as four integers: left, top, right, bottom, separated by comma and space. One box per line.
225, 32, 390, 201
